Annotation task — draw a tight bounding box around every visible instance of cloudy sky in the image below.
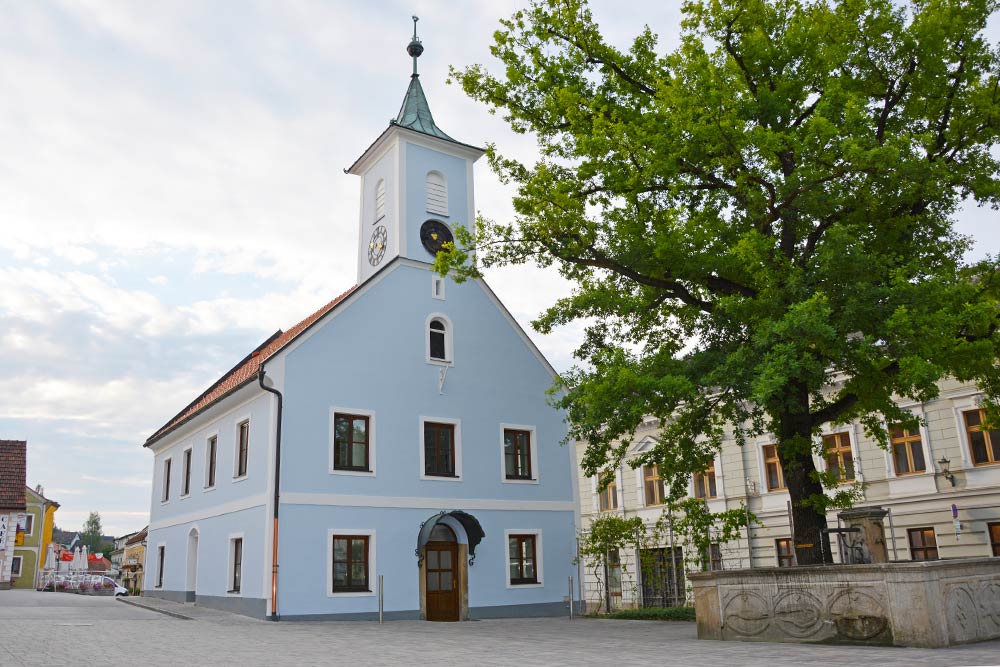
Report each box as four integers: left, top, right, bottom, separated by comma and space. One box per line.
1, 1, 997, 537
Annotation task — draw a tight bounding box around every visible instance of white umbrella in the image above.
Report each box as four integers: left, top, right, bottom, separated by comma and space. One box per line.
45, 544, 55, 570
73, 547, 82, 571
82, 545, 89, 571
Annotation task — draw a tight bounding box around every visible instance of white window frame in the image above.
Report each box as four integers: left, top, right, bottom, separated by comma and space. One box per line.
161, 457, 172, 504
227, 533, 245, 596
329, 407, 377, 477
499, 424, 539, 484
425, 313, 454, 366
10, 555, 22, 577
233, 415, 251, 482
19, 512, 34, 537
431, 275, 446, 300
180, 445, 194, 499
419, 416, 463, 482
204, 431, 219, 491
326, 528, 376, 598
504, 528, 544, 589
425, 170, 448, 216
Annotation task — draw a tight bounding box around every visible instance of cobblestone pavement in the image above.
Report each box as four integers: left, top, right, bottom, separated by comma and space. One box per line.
2, 590, 999, 667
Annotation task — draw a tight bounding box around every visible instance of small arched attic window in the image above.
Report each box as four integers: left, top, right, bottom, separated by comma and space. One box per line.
426, 171, 447, 216
375, 179, 386, 222
428, 316, 452, 363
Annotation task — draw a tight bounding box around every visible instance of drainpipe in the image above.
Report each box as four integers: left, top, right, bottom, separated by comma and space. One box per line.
258, 366, 283, 621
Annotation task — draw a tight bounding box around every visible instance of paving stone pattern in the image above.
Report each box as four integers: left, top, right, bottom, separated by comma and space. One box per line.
1, 590, 999, 667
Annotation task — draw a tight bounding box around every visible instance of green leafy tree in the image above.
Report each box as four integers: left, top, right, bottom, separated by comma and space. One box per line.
442, 0, 1000, 563
80, 511, 106, 554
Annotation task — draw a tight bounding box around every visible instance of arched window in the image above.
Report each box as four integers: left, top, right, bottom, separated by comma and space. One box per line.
375, 179, 386, 221
429, 319, 447, 361
426, 171, 447, 216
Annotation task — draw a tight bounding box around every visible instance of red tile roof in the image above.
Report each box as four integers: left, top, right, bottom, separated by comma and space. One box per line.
145, 286, 357, 448
0, 441, 27, 510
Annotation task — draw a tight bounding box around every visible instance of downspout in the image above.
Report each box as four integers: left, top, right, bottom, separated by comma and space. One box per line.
258, 366, 283, 621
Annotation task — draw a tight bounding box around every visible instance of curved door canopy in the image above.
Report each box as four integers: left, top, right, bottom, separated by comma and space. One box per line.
415, 510, 485, 564
425, 525, 459, 622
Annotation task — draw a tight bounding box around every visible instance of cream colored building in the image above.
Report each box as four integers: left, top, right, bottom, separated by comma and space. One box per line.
575, 378, 1000, 610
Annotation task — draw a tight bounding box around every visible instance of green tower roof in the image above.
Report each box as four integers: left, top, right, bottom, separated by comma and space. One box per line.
393, 75, 454, 142
392, 17, 454, 141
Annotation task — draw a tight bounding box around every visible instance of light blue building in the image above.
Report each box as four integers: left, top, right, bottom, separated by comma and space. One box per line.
141, 22, 579, 621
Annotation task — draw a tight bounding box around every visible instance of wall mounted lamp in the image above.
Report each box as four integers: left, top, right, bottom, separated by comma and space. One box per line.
937, 457, 956, 487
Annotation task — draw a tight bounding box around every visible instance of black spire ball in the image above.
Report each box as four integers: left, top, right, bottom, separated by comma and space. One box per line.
407, 15, 423, 59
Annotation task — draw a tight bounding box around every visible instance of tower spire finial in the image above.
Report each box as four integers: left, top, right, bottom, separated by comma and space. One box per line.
407, 15, 423, 77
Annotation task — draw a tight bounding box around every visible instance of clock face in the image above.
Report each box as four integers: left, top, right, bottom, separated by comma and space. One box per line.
368, 225, 388, 266
420, 220, 454, 255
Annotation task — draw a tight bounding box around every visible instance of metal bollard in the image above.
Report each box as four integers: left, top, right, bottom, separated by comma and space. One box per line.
569, 576, 574, 620
378, 574, 384, 624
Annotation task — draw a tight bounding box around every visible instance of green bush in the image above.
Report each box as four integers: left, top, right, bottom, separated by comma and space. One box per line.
603, 607, 696, 622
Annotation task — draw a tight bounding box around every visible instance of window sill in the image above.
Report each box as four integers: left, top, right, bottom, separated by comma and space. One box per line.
203, 485, 217, 493
160, 500, 170, 505
506, 581, 543, 589
179, 493, 191, 500
327, 589, 376, 598
331, 468, 375, 477
232, 475, 249, 484
227, 589, 242, 596
421, 473, 461, 482
425, 358, 454, 367
503, 477, 539, 485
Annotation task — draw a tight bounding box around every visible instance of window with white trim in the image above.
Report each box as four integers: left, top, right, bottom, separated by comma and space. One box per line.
598, 473, 618, 511
375, 178, 386, 221
205, 435, 218, 489
10, 555, 22, 577
229, 537, 243, 594
162, 458, 172, 502
432, 276, 445, 300
156, 545, 165, 588
331, 535, 370, 593
429, 318, 448, 362
426, 171, 447, 216
890, 425, 926, 475
235, 420, 249, 478
505, 529, 543, 587
181, 447, 193, 496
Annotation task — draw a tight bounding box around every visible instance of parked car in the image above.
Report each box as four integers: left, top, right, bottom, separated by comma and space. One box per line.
93, 575, 128, 596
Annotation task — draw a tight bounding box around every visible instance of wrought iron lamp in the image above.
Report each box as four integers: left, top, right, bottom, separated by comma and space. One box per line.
937, 457, 956, 487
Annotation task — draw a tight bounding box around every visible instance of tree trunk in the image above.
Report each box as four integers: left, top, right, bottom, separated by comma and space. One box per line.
777, 384, 833, 565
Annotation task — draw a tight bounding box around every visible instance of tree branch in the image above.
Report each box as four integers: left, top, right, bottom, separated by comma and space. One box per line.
809, 360, 901, 427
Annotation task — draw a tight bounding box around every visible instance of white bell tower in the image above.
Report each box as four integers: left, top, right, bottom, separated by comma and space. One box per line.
347, 17, 485, 284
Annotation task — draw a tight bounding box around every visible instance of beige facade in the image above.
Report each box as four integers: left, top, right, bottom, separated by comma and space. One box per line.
576, 379, 1000, 610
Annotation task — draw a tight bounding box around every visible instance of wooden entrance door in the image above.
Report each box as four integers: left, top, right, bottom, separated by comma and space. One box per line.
425, 540, 459, 621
